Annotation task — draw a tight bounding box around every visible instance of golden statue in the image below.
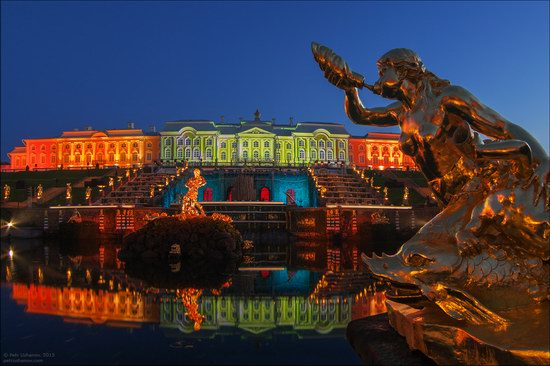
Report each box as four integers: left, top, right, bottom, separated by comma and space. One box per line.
149, 184, 155, 198
3, 184, 11, 201
402, 186, 409, 206
383, 186, 389, 204
36, 184, 43, 200
313, 43, 549, 365
85, 186, 92, 201
108, 177, 114, 188
179, 168, 207, 217
65, 183, 72, 200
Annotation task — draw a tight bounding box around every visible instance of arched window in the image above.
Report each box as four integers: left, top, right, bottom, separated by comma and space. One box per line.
264, 151, 270, 160
359, 154, 365, 164
286, 152, 291, 161
87, 144, 92, 149
286, 143, 292, 149
384, 156, 390, 164
243, 151, 249, 159
76, 144, 82, 149
359, 145, 365, 151
98, 144, 104, 149
260, 187, 270, 201
185, 148, 191, 159
176, 149, 183, 159
231, 151, 237, 161
31, 146, 36, 151
97, 153, 103, 162
165, 148, 172, 160
75, 154, 81, 163
86, 154, 92, 164
299, 149, 305, 160
327, 150, 333, 160
298, 139, 305, 147
41, 145, 46, 151
221, 151, 227, 160
177, 138, 184, 146
319, 140, 325, 148
327, 141, 333, 149
121, 143, 127, 148
372, 155, 379, 164
339, 151, 345, 160
146, 151, 152, 161
109, 153, 115, 162
264, 141, 270, 148
120, 152, 126, 162
243, 141, 249, 148
221, 141, 227, 149
253, 141, 259, 148
203, 188, 213, 202
147, 142, 152, 148
311, 150, 317, 160
65, 144, 70, 150
310, 140, 316, 148
285, 189, 296, 205
64, 154, 70, 163
194, 138, 200, 146
232, 141, 237, 149
206, 148, 212, 159
132, 153, 139, 162
206, 138, 213, 146
110, 143, 116, 149
338, 141, 345, 149
50, 154, 56, 164
40, 154, 46, 164
276, 152, 281, 161
193, 148, 200, 159
253, 150, 259, 160
184, 137, 191, 146
319, 149, 325, 160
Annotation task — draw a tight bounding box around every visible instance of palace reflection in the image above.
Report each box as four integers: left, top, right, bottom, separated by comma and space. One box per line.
2, 238, 387, 338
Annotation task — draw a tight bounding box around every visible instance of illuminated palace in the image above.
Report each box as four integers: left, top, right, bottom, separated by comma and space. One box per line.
7, 112, 415, 170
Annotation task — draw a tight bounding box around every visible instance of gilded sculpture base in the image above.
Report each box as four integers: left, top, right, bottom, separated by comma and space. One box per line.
386, 300, 550, 365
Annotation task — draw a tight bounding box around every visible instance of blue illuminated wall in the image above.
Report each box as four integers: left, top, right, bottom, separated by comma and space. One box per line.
163, 171, 318, 208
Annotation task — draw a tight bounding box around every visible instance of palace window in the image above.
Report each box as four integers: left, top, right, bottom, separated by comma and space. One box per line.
87, 144, 92, 149
264, 141, 269, 148
164, 138, 171, 146
31, 146, 36, 151
383, 146, 390, 153
52, 145, 56, 150
232, 141, 237, 149
98, 144, 104, 149
359, 154, 365, 164
50, 154, 56, 163
132, 142, 138, 149
193, 148, 200, 159
185, 148, 191, 159
206, 148, 212, 159
194, 138, 200, 146
146, 151, 152, 161
40, 155, 46, 164
110, 143, 115, 149
286, 152, 291, 161
120, 152, 126, 162
41, 145, 46, 151
327, 141, 333, 149
132, 153, 139, 162
359, 145, 365, 151
311, 150, 317, 160
299, 149, 305, 160
264, 151, 270, 160
339, 141, 345, 149
394, 157, 399, 165
384, 156, 390, 164
286, 143, 292, 150
276, 152, 281, 161
147, 142, 152, 148
276, 142, 281, 149
65, 144, 70, 150
327, 150, 333, 160
319, 140, 325, 148
86, 154, 92, 164
109, 153, 115, 162
243, 141, 249, 148
310, 140, 316, 148
372, 155, 379, 164
253, 150, 259, 160
221, 151, 227, 160
298, 140, 305, 147
176, 149, 183, 159
319, 150, 325, 160
184, 137, 191, 146
206, 139, 213, 146
232, 151, 237, 161
177, 138, 184, 146
221, 141, 227, 149
165, 148, 172, 160
97, 153, 103, 162
339, 151, 345, 160
253, 141, 259, 148
121, 143, 127, 148
75, 154, 81, 163
243, 151, 249, 159
64, 155, 70, 163
76, 144, 82, 149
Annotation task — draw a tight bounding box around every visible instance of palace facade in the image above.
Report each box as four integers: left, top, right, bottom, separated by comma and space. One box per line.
6, 112, 416, 171
7, 123, 160, 171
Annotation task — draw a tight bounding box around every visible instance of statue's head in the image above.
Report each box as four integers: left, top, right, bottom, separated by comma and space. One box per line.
193, 168, 201, 177
374, 48, 448, 99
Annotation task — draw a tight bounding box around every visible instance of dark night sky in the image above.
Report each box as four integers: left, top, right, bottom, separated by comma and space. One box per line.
1, 1, 548, 160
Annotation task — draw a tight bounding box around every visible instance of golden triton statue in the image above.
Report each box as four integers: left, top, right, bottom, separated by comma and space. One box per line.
313, 42, 549, 365
179, 168, 207, 217
3, 184, 11, 201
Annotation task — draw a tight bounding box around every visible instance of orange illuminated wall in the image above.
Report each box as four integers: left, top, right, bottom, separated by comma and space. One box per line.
7, 127, 160, 171
349, 132, 415, 171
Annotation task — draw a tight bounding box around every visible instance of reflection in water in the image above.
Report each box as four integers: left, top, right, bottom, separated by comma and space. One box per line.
2, 238, 387, 339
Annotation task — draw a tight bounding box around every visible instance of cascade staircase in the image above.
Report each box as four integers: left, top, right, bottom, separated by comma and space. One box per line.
312, 168, 382, 206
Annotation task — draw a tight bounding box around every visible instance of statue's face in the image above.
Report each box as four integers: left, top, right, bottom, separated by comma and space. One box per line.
374, 63, 402, 99
193, 169, 200, 177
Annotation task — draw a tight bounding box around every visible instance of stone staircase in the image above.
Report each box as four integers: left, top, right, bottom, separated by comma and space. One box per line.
312, 168, 381, 206
96, 167, 178, 206
312, 271, 376, 297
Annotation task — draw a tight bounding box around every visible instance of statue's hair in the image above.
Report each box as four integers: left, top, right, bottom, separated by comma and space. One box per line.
377, 48, 450, 93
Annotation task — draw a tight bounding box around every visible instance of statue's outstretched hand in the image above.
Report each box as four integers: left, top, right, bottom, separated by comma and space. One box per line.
311, 42, 364, 91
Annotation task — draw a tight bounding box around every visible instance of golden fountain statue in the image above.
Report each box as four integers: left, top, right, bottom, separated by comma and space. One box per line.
313, 43, 549, 365
36, 184, 43, 200
65, 183, 72, 201
179, 168, 207, 218
3, 184, 11, 201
